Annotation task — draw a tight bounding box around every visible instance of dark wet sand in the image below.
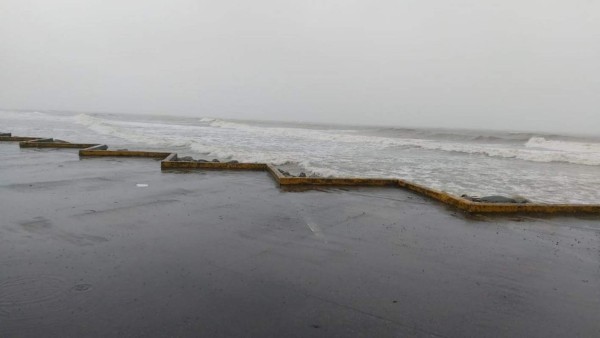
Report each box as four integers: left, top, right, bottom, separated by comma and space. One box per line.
1, 143, 599, 337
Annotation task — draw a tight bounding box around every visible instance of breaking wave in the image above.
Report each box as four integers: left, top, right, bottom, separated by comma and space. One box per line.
525, 136, 600, 153
199, 117, 600, 166
4, 110, 600, 203
396, 139, 600, 166
70, 113, 600, 167
73, 113, 193, 147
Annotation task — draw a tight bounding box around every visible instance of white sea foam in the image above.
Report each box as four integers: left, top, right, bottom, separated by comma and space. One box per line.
6, 111, 599, 203
0, 111, 71, 122
73, 114, 193, 147
74, 114, 154, 143
199, 118, 600, 166
413, 141, 600, 166
69, 113, 600, 167
525, 136, 600, 153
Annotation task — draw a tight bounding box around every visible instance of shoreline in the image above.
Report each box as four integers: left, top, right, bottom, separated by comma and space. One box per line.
2, 132, 600, 215
3, 112, 600, 204
0, 140, 599, 337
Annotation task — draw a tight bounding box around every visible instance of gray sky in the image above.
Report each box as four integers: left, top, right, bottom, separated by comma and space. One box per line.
1, 0, 599, 134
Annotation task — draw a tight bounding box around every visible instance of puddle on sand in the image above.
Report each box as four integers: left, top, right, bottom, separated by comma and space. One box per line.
0, 276, 94, 333
18, 216, 109, 246
71, 283, 93, 292
0, 275, 66, 308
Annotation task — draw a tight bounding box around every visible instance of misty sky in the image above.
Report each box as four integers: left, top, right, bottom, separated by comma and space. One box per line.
1, 0, 599, 134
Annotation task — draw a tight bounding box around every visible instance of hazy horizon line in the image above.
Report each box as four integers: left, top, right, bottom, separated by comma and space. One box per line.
2, 106, 599, 138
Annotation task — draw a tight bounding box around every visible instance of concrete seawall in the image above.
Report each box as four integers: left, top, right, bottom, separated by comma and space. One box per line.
2, 132, 599, 215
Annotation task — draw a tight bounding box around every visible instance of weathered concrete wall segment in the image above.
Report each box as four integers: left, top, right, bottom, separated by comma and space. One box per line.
80, 149, 171, 158
21, 141, 100, 149
397, 179, 473, 209
161, 160, 267, 170
0, 136, 44, 141
264, 164, 398, 187
2, 132, 600, 215
463, 202, 600, 214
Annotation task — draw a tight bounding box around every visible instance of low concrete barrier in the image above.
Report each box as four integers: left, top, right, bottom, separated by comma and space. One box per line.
397, 180, 470, 209
79, 149, 171, 158
265, 164, 285, 183
463, 202, 600, 214
0, 136, 41, 142
20, 138, 100, 149
161, 154, 267, 170
396, 180, 600, 214
5, 132, 600, 215
161, 160, 267, 171
265, 164, 397, 187
279, 177, 399, 187
21, 142, 101, 149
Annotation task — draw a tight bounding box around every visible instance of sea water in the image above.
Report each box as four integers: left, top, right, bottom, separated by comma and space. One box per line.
2, 110, 599, 204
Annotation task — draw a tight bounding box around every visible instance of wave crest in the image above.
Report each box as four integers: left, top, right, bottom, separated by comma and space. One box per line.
73, 114, 192, 147
525, 136, 600, 153
71, 114, 600, 167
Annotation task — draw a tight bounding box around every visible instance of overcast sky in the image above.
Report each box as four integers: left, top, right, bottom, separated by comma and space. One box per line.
1, 0, 599, 134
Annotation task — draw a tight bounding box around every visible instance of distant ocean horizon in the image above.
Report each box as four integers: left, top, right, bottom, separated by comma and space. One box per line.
2, 110, 600, 204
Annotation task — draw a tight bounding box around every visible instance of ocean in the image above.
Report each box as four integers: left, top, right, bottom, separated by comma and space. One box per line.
2, 110, 599, 204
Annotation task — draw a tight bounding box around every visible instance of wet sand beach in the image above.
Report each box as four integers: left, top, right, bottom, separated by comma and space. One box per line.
1, 142, 599, 337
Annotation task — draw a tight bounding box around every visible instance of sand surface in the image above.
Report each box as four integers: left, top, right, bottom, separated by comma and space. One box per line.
1, 143, 599, 337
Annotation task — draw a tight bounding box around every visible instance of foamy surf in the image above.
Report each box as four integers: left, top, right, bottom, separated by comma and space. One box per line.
2, 110, 599, 203
526, 136, 600, 153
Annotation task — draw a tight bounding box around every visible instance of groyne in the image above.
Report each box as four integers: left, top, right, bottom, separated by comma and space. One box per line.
2, 132, 599, 215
